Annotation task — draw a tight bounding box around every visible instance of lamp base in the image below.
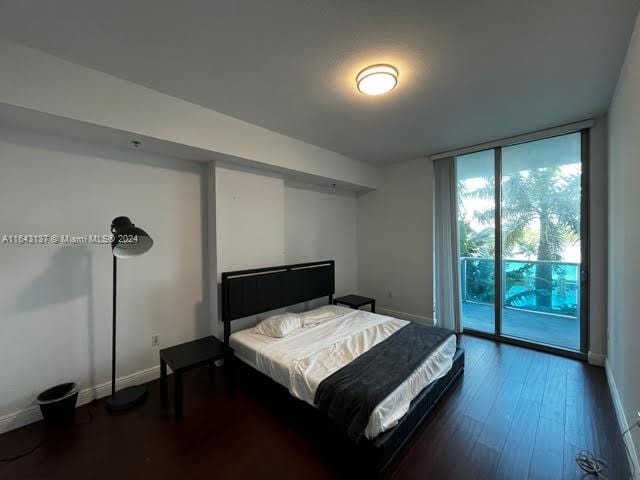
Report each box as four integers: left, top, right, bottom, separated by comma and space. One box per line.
105, 385, 148, 412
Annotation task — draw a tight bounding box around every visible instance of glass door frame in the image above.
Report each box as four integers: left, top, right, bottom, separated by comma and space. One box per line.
461, 129, 589, 360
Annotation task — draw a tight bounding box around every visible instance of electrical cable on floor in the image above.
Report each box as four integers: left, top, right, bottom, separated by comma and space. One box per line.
575, 450, 607, 479
0, 400, 97, 467
574, 418, 639, 479
0, 439, 45, 465
0, 400, 41, 467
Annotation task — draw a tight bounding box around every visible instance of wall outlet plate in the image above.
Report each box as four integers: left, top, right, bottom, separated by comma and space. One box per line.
151, 335, 159, 347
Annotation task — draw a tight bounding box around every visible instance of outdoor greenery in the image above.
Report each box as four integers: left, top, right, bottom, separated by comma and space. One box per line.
458, 166, 580, 314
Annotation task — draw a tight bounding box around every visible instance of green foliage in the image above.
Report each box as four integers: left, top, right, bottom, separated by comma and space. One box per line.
459, 220, 494, 258
462, 258, 495, 304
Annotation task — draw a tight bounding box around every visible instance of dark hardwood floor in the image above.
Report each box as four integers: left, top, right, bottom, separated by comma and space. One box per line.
0, 335, 630, 479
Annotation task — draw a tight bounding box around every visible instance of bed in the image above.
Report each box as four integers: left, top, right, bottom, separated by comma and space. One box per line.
221, 260, 464, 475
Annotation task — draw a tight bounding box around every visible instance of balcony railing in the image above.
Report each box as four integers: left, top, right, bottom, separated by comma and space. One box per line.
460, 257, 580, 319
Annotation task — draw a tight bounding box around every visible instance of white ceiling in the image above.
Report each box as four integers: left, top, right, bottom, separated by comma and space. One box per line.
0, 0, 638, 165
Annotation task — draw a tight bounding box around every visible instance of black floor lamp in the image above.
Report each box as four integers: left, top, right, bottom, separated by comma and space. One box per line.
105, 216, 153, 412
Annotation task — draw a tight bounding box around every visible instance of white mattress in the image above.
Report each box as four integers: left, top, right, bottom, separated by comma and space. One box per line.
229, 307, 456, 439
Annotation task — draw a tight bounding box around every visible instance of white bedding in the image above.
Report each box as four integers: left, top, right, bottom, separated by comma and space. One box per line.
229, 306, 456, 438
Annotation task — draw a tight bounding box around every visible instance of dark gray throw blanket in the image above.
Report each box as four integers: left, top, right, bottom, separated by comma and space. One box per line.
314, 322, 454, 441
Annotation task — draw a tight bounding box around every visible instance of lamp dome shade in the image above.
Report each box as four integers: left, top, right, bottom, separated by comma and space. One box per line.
111, 216, 153, 259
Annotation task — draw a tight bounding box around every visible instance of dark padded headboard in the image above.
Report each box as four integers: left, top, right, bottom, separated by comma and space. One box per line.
220, 260, 335, 345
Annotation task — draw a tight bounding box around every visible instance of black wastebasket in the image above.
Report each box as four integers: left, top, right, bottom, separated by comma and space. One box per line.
36, 382, 79, 427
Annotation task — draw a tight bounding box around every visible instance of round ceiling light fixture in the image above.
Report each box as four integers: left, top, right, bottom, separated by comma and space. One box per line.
356, 64, 398, 95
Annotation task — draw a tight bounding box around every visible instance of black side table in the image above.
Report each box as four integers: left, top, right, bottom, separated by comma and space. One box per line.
334, 294, 376, 313
159, 335, 229, 419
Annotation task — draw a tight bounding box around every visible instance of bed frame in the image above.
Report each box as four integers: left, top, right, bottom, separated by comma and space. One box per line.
220, 260, 464, 477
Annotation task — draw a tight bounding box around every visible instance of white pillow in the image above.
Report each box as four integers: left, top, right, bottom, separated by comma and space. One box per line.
253, 312, 302, 338
300, 306, 339, 326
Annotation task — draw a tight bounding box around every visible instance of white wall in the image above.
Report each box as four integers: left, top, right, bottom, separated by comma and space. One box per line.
215, 164, 358, 332
0, 128, 205, 425
607, 11, 640, 471
357, 158, 434, 322
215, 165, 285, 275
284, 181, 358, 296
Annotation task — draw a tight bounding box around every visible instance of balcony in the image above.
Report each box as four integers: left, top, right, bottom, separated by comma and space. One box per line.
461, 257, 580, 351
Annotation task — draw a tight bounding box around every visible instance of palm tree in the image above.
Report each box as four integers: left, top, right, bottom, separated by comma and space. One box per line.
467, 167, 580, 309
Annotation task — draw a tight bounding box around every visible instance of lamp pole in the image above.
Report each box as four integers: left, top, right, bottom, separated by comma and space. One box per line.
105, 216, 152, 412
112, 255, 117, 397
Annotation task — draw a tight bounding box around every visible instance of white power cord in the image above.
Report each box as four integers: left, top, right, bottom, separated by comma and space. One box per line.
575, 418, 639, 479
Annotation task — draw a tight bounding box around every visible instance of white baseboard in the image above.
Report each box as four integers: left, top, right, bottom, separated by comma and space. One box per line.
376, 307, 435, 325
605, 359, 640, 478
0, 365, 160, 435
588, 351, 606, 367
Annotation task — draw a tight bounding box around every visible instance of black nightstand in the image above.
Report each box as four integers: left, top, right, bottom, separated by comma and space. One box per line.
159, 335, 230, 419
333, 294, 376, 313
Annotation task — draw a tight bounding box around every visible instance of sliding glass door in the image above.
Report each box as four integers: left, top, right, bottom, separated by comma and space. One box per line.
456, 131, 587, 354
